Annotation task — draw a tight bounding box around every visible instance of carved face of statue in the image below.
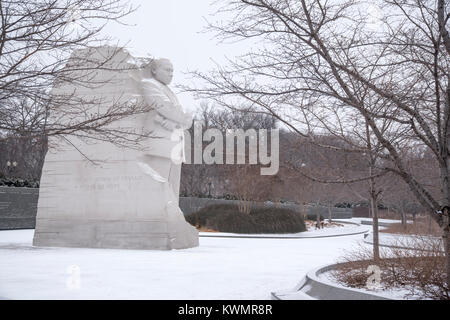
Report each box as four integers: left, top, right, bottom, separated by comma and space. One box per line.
151, 59, 174, 85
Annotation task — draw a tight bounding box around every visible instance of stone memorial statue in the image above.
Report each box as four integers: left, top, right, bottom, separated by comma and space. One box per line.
33, 47, 199, 250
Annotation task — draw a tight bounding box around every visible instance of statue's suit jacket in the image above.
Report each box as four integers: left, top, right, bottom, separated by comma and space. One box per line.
140, 78, 189, 161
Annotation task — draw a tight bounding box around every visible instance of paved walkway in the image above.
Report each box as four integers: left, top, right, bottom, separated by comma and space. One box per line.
199, 220, 370, 239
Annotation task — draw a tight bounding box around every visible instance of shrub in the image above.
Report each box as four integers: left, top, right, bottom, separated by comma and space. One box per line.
0, 177, 39, 188
331, 236, 448, 300
335, 202, 353, 208
186, 204, 307, 234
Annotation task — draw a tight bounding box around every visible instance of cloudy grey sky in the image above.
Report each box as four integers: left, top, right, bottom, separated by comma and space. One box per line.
102, 0, 243, 113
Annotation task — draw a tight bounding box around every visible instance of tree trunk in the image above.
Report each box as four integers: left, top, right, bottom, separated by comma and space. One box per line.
401, 209, 407, 230
428, 215, 433, 234
328, 205, 332, 224
443, 210, 450, 291
442, 3, 450, 288
371, 195, 380, 261
444, 228, 450, 291
365, 120, 380, 261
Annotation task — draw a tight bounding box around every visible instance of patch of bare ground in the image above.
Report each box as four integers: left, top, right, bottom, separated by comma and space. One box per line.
305, 220, 345, 230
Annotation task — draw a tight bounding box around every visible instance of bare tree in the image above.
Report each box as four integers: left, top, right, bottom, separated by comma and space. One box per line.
181, 103, 278, 200
0, 0, 150, 154
186, 0, 450, 286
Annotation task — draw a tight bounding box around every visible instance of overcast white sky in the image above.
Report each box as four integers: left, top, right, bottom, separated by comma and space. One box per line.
102, 0, 243, 114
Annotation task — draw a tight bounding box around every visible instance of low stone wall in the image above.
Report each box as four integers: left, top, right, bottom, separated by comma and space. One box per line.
0, 187, 39, 230
0, 188, 353, 230
272, 263, 392, 300
307, 206, 353, 220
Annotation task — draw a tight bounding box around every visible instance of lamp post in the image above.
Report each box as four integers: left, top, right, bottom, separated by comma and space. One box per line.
6, 161, 17, 177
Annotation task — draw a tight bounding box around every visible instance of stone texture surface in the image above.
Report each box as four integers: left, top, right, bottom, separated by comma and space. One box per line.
33, 47, 198, 250
272, 264, 391, 300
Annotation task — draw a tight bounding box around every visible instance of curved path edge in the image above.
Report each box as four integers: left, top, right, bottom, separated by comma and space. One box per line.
271, 263, 393, 300
363, 232, 444, 252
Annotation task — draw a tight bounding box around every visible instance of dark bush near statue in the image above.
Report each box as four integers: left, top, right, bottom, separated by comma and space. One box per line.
186, 204, 307, 234
0, 177, 39, 188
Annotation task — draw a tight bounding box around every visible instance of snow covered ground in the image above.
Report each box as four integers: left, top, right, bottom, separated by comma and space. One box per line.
199, 220, 369, 238
0, 229, 365, 300
355, 218, 413, 226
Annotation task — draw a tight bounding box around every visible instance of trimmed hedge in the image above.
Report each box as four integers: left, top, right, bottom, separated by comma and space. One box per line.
186, 204, 307, 234
0, 178, 39, 188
